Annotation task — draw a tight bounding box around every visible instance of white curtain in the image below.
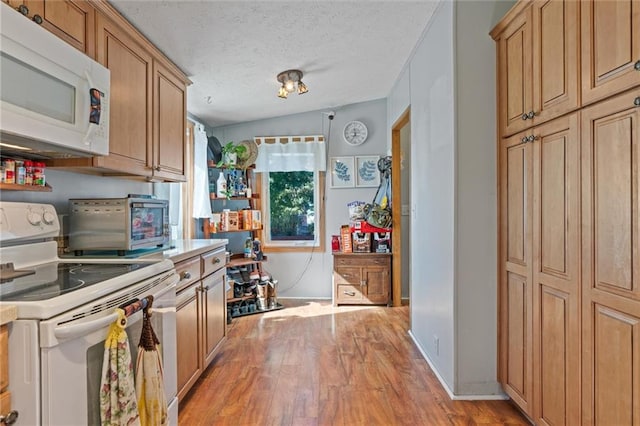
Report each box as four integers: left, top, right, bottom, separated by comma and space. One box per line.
254, 135, 326, 172
192, 125, 213, 218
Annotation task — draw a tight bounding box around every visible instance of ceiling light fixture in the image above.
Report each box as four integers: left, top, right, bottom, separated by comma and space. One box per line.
276, 69, 308, 99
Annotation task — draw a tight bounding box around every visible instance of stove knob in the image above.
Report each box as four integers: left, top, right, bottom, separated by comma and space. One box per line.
27, 211, 42, 226
43, 211, 56, 225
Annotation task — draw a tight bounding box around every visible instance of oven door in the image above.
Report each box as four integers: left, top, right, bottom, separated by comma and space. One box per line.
10, 270, 178, 425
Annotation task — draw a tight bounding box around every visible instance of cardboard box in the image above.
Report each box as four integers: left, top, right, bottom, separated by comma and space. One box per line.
227, 211, 239, 230
241, 209, 252, 230
352, 232, 371, 253
349, 220, 392, 233
372, 232, 391, 253
340, 225, 352, 253
252, 210, 262, 229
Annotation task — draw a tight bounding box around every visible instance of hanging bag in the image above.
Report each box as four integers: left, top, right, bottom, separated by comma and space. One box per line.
363, 157, 392, 229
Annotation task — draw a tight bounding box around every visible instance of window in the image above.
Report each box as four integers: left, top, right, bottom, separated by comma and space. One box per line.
255, 135, 326, 251
264, 171, 323, 248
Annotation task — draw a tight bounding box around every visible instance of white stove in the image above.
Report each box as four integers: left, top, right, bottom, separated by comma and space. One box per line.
0, 202, 179, 425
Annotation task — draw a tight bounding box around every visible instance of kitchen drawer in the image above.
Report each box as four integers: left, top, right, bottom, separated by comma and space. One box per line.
336, 285, 364, 302
334, 267, 361, 285
175, 257, 200, 293
334, 255, 390, 267
201, 248, 226, 277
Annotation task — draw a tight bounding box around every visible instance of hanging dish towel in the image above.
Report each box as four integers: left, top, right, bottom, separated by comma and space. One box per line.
135, 296, 168, 426
100, 308, 140, 426
193, 125, 213, 218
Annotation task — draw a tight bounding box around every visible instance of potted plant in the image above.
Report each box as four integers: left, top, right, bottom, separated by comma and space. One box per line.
217, 141, 248, 169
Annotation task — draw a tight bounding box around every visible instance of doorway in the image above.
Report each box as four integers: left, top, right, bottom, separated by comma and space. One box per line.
391, 108, 410, 307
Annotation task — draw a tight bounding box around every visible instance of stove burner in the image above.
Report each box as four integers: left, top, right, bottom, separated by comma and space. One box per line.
70, 264, 142, 275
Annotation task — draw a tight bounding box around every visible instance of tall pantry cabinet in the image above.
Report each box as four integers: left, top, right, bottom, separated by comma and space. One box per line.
492, 1, 640, 424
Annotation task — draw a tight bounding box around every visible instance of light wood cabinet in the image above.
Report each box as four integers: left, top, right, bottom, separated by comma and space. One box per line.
495, 1, 640, 423
333, 253, 391, 306
42, 1, 189, 182
492, 0, 579, 137
580, 88, 640, 426
581, 0, 640, 106
2, 0, 95, 56
174, 247, 227, 402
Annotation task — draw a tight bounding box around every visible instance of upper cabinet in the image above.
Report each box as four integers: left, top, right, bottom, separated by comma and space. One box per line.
19, 0, 191, 182
581, 0, 640, 106
492, 0, 579, 137
3, 0, 95, 56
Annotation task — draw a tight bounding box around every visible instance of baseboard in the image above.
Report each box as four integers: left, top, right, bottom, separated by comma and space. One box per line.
277, 296, 332, 300
407, 330, 509, 401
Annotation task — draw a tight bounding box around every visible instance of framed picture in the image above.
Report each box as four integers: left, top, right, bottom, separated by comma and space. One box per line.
330, 156, 355, 188
355, 155, 380, 187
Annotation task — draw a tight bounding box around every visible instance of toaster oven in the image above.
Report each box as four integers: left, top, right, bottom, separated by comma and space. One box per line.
69, 196, 169, 255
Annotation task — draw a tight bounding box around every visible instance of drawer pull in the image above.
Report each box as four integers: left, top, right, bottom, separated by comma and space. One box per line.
212, 258, 221, 264
182, 272, 191, 280
343, 291, 356, 296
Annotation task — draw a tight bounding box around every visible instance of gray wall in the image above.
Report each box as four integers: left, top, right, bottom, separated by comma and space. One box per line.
211, 99, 387, 298
386, 0, 514, 397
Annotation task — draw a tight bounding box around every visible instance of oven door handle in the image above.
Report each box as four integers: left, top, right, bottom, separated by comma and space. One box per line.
53, 312, 123, 341
53, 279, 176, 341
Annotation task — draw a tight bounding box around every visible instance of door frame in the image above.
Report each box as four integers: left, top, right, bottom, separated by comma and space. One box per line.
391, 107, 410, 306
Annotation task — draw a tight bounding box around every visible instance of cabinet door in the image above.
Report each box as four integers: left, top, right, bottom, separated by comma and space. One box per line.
362, 265, 389, 305
497, 6, 533, 137
531, 0, 579, 126
152, 60, 186, 182
40, 0, 95, 57
202, 269, 226, 368
581, 88, 640, 425
95, 13, 153, 177
176, 284, 202, 402
499, 130, 534, 415
581, 0, 640, 106
530, 113, 580, 425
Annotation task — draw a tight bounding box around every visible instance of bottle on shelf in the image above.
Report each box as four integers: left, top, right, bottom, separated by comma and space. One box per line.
216, 171, 227, 198
244, 237, 253, 258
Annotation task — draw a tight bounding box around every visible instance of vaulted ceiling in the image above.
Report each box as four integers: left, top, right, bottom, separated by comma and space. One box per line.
110, 1, 439, 127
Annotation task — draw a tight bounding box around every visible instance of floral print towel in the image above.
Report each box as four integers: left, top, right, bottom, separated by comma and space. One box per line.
100, 308, 140, 426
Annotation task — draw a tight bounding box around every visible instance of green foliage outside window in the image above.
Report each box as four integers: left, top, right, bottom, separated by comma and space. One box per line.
269, 171, 315, 240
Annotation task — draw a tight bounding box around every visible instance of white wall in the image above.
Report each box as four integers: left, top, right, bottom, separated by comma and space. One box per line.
211, 99, 387, 298
386, 0, 514, 397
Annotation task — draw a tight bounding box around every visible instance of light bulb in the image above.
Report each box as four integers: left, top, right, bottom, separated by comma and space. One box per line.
285, 80, 295, 93
278, 85, 288, 98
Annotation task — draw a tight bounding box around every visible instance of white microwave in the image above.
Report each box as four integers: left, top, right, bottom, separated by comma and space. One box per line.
0, 2, 110, 158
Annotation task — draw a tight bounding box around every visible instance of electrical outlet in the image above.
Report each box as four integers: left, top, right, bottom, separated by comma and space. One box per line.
434, 335, 439, 356
401, 204, 410, 216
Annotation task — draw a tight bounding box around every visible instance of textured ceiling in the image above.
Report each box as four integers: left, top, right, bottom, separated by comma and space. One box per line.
110, 1, 439, 128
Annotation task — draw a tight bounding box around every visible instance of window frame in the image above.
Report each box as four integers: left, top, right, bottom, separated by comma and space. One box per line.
259, 171, 325, 252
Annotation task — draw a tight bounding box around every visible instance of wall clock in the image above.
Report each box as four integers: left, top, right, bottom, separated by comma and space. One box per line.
343, 120, 368, 146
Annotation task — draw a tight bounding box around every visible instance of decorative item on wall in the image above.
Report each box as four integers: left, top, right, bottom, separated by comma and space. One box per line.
355, 155, 380, 187
330, 156, 355, 188
343, 120, 368, 146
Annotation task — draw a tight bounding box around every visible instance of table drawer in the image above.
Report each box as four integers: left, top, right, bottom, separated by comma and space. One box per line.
175, 257, 200, 293
202, 247, 226, 277
336, 285, 363, 302
334, 267, 361, 285
334, 255, 390, 267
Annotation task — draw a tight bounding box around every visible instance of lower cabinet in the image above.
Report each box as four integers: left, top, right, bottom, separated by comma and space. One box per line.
332, 253, 391, 306
174, 248, 226, 402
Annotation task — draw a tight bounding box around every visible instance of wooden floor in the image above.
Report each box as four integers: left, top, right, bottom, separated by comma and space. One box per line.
178, 299, 529, 425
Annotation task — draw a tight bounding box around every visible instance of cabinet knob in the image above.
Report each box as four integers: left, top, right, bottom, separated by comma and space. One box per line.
17, 4, 28, 15
155, 166, 161, 171
203, 285, 210, 291
521, 136, 528, 143
212, 258, 221, 264
32, 14, 43, 24
527, 135, 538, 143
526, 110, 536, 119
521, 113, 529, 121
634, 97, 640, 107
0, 410, 19, 425
182, 271, 191, 280
634, 60, 640, 71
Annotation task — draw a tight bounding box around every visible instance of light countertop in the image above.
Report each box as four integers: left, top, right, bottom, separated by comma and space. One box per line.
143, 239, 228, 264
0, 305, 17, 326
